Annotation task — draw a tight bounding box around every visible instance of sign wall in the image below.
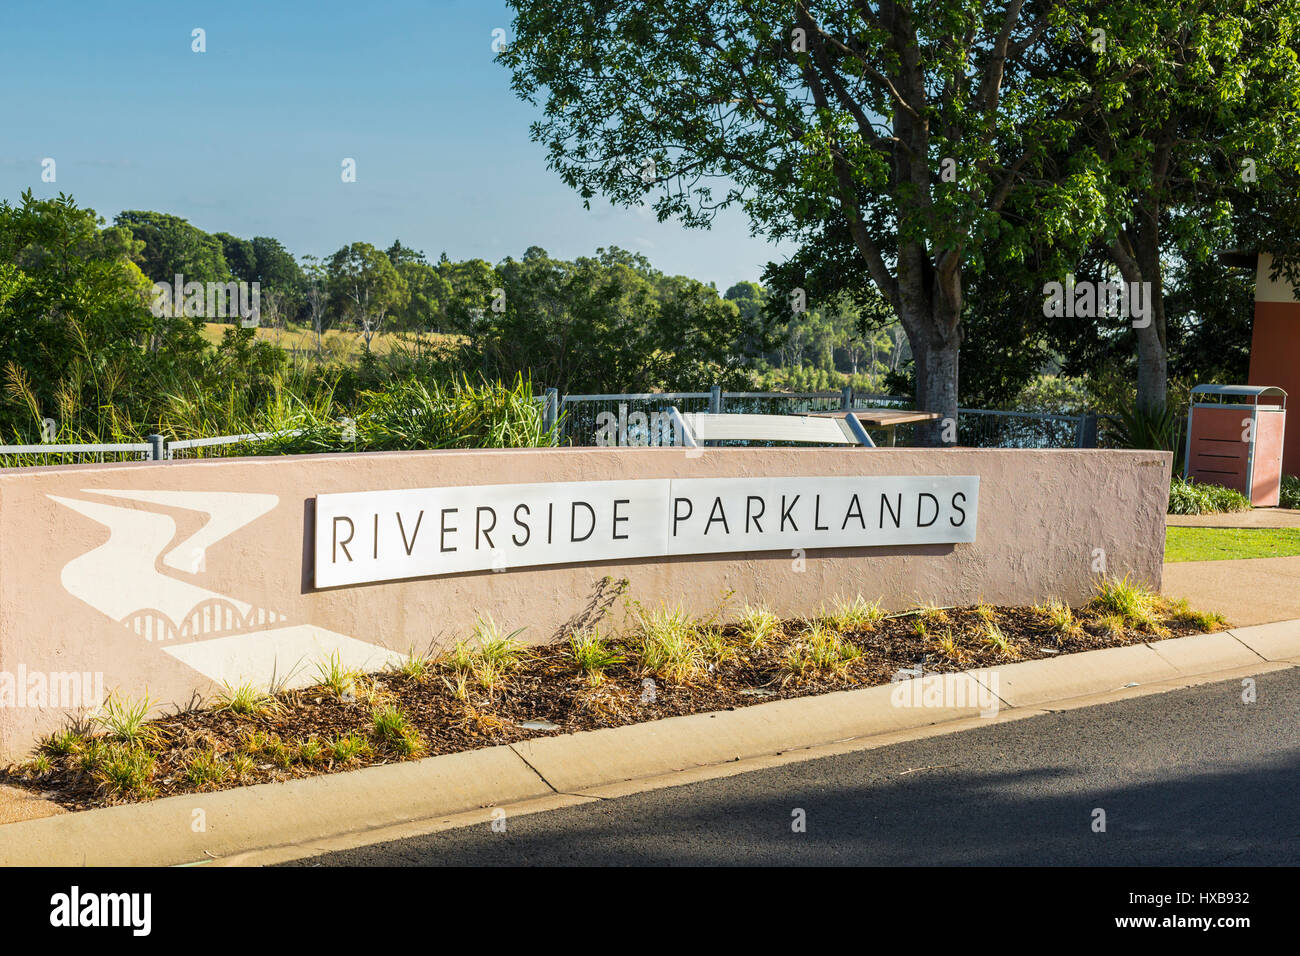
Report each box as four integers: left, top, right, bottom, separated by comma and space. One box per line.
314, 475, 980, 586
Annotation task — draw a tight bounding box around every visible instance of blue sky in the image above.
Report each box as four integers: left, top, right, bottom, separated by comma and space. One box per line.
0, 0, 788, 288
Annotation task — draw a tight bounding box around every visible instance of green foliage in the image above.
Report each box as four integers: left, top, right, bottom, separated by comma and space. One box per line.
567, 629, 625, 684
1112, 401, 1186, 460
371, 704, 427, 758
184, 748, 228, 788
463, 246, 750, 392
264, 374, 552, 454
1281, 475, 1300, 510
212, 681, 282, 717
326, 242, 406, 351
94, 693, 154, 746
115, 209, 230, 284
1167, 477, 1252, 515
94, 744, 157, 800
783, 623, 862, 680
1088, 576, 1163, 631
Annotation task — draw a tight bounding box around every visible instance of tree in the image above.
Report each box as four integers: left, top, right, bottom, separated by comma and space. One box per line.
0, 191, 155, 435
214, 232, 257, 283
724, 281, 774, 359
114, 210, 230, 284
464, 246, 747, 392
326, 243, 405, 351
500, 1, 1124, 441
299, 254, 330, 353
1069, 0, 1300, 413
249, 236, 304, 299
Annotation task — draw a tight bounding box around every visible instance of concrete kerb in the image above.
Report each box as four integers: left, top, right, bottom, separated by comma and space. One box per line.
1225, 620, 1300, 661
2, 623, 1297, 867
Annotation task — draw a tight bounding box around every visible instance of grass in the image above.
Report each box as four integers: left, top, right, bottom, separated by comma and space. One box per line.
783, 623, 862, 680
1167, 476, 1252, 515
314, 652, 363, 699
184, 748, 228, 788
738, 604, 783, 648
326, 732, 371, 764
981, 621, 1021, 659
13, 588, 1236, 809
1095, 613, 1127, 637
77, 739, 108, 775
471, 616, 528, 669
821, 594, 886, 633
568, 629, 625, 685
95, 693, 155, 746
1164, 597, 1229, 632
1035, 599, 1083, 637
914, 603, 950, 628
633, 604, 707, 682
2, 357, 553, 468
1088, 575, 1164, 631
1165, 526, 1300, 562
242, 731, 296, 769
296, 738, 326, 766
41, 729, 84, 757
931, 630, 968, 663
212, 681, 282, 717
199, 321, 465, 357
94, 744, 156, 800
394, 649, 434, 681
371, 704, 427, 758
441, 617, 530, 694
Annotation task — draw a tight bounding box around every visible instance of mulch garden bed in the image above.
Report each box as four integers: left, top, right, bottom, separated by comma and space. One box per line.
1, 589, 1225, 811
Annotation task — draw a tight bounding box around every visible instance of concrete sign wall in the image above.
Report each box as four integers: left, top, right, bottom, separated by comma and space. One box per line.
0, 447, 1169, 757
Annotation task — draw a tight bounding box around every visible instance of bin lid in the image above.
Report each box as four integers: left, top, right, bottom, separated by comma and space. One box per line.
1191, 384, 1287, 399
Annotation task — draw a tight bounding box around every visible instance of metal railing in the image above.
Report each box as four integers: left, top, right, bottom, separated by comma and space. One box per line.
0, 430, 298, 466
542, 386, 1097, 449
0, 393, 1100, 466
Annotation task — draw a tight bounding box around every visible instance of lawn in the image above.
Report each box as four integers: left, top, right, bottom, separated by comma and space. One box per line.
200, 322, 466, 356
1165, 526, 1300, 562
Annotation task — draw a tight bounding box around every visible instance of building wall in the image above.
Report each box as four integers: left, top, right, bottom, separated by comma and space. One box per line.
1250, 253, 1300, 475
0, 446, 1171, 758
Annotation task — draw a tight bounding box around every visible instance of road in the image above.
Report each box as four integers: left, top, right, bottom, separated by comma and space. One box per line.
284, 669, 1300, 866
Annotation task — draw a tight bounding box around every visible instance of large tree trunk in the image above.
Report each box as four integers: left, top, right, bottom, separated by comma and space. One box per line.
1110, 210, 1168, 415
1133, 210, 1167, 415
894, 242, 962, 446
903, 309, 960, 446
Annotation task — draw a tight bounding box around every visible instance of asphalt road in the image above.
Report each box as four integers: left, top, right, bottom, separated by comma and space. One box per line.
285, 669, 1300, 866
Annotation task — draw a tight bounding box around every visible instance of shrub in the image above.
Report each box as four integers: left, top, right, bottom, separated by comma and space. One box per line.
1281, 475, 1300, 510
1168, 477, 1251, 515
1089, 575, 1162, 630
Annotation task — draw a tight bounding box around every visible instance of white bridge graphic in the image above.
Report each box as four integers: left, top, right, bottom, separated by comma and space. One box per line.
50, 489, 402, 690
